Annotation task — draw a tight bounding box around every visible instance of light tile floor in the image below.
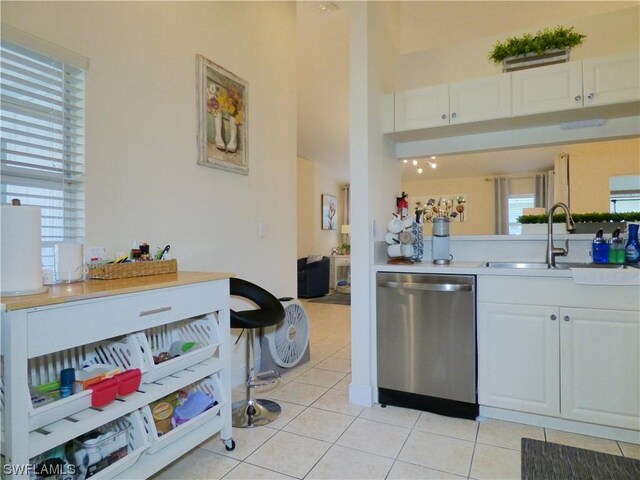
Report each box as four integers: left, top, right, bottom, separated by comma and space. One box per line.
155, 300, 640, 480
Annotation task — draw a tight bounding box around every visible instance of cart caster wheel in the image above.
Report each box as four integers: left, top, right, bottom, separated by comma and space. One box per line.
381, 404, 387, 408
224, 439, 236, 451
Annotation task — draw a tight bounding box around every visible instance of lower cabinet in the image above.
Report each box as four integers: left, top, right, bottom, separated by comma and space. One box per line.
478, 302, 640, 430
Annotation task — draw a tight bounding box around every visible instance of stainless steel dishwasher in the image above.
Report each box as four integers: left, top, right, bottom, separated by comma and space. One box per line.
376, 272, 478, 419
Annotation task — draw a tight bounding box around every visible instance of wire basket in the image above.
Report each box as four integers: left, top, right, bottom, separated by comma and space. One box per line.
88, 259, 178, 280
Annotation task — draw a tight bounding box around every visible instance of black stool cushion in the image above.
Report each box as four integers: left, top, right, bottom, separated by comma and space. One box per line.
230, 278, 285, 329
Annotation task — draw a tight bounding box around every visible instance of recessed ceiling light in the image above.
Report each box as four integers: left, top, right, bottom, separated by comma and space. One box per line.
412, 159, 418, 166
417, 167, 423, 174
403, 159, 408, 163
430, 163, 437, 169
431, 155, 436, 160
318, 2, 340, 13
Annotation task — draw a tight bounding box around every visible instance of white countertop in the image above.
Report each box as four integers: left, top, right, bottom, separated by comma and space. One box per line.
373, 261, 574, 278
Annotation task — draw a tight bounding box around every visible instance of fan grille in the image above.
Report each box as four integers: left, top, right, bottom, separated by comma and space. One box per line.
268, 303, 309, 368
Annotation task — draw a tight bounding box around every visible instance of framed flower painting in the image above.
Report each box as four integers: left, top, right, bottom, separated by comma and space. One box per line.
197, 54, 248, 174
322, 194, 338, 230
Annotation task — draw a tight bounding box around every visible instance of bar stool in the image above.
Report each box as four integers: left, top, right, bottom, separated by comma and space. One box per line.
230, 277, 285, 427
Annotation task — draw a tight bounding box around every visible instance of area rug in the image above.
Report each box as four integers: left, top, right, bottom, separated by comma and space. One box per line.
521, 437, 640, 480
308, 293, 351, 305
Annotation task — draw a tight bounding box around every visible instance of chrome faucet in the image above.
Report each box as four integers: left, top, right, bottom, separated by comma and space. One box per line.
546, 202, 576, 268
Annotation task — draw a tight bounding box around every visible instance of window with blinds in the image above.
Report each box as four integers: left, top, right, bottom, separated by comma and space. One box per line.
1, 38, 85, 269
508, 195, 534, 235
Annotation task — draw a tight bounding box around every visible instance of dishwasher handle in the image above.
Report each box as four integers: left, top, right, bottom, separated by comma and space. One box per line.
378, 281, 473, 292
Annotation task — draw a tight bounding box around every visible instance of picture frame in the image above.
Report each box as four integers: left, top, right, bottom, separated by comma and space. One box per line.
322, 194, 338, 230
197, 54, 248, 175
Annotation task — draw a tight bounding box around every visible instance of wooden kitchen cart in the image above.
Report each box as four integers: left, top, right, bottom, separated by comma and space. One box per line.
1, 272, 234, 479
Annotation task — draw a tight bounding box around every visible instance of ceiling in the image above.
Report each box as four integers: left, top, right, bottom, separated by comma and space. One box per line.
295, 1, 636, 184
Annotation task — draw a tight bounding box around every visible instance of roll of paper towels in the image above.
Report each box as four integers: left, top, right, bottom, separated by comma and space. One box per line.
1, 204, 45, 295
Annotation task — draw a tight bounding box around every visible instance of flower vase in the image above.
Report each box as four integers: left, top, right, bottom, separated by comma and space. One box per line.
227, 116, 238, 153
214, 112, 225, 151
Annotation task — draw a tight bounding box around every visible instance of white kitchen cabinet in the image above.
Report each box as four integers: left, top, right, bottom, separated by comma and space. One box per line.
478, 298, 640, 430
0, 272, 233, 479
449, 74, 511, 124
478, 303, 560, 416
394, 84, 449, 131
394, 75, 511, 131
512, 61, 583, 115
583, 53, 640, 107
560, 307, 639, 429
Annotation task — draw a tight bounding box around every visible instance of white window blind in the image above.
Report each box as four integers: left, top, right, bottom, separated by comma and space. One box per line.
1, 37, 86, 269
508, 195, 534, 235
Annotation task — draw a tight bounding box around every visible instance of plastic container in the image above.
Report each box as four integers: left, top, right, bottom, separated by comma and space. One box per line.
609, 237, 625, 264
625, 224, 640, 264
114, 368, 142, 396
91, 377, 119, 407
73, 419, 131, 479
592, 239, 609, 263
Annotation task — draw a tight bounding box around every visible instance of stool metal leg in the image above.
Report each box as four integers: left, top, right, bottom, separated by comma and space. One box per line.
232, 329, 281, 427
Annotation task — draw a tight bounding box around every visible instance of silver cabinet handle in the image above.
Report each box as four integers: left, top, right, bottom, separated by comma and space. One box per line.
563, 315, 571, 322
587, 92, 594, 99
378, 281, 473, 292
575, 95, 582, 102
451, 112, 457, 119
550, 314, 557, 321
441, 113, 447, 120
139, 306, 172, 317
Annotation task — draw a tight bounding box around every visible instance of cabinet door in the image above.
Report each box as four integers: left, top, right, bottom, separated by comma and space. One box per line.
394, 84, 449, 131
478, 302, 560, 416
560, 307, 639, 429
449, 74, 511, 124
583, 53, 640, 107
512, 61, 583, 115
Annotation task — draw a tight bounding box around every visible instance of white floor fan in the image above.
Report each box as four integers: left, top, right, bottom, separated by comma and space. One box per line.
261, 298, 310, 374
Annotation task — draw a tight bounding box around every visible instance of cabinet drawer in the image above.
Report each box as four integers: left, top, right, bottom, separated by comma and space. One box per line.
27, 281, 228, 357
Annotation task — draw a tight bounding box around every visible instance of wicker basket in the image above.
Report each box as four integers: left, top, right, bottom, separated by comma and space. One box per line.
88, 259, 178, 280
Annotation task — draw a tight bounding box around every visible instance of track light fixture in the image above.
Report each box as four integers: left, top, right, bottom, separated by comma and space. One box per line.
401, 157, 437, 174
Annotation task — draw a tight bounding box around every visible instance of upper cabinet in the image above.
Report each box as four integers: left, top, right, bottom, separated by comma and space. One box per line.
388, 52, 640, 135
394, 75, 510, 132
450, 74, 512, 124
395, 84, 449, 131
583, 53, 640, 107
512, 62, 583, 115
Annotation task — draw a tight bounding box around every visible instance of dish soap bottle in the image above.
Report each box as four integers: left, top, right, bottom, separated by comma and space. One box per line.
592, 229, 609, 264
608, 229, 625, 264
625, 223, 640, 264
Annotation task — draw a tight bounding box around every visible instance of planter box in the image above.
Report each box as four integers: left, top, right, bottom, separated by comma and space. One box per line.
503, 48, 570, 72
521, 223, 566, 235
520, 222, 628, 235
573, 222, 628, 235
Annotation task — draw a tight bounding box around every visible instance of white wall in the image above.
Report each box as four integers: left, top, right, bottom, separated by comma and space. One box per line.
348, 2, 400, 407
567, 138, 640, 213
396, 5, 640, 90
297, 157, 342, 258
2, 1, 297, 386
403, 176, 495, 235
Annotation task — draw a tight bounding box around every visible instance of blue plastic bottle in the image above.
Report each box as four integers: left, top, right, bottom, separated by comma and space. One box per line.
625, 224, 640, 264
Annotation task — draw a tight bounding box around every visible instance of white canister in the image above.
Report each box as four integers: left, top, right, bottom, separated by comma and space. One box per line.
55, 243, 85, 282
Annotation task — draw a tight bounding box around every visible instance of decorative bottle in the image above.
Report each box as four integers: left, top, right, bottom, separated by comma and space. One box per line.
625, 223, 640, 264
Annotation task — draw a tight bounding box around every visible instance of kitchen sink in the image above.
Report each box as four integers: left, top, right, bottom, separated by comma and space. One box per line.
484, 262, 628, 270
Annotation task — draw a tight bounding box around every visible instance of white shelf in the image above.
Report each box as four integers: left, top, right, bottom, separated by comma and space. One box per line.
28, 358, 223, 458
1, 276, 232, 479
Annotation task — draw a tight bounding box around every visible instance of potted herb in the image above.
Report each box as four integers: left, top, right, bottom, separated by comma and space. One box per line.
489, 26, 586, 72
517, 211, 640, 234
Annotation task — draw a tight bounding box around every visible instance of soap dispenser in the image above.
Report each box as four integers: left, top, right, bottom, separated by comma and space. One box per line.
592, 229, 609, 264
608, 228, 625, 264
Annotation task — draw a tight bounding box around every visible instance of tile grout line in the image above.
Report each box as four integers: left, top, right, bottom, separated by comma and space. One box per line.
466, 422, 481, 479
